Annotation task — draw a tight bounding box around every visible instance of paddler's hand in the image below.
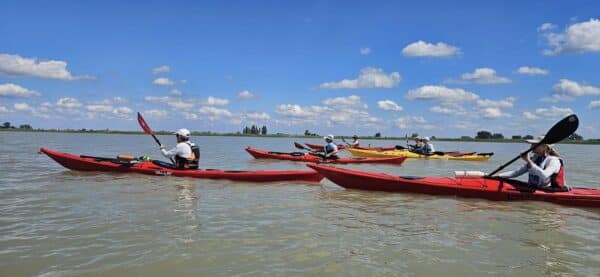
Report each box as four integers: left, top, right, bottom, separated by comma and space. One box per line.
160, 144, 165, 150
520, 151, 531, 164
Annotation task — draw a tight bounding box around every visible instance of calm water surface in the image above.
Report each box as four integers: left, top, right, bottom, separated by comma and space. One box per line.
1, 132, 599, 276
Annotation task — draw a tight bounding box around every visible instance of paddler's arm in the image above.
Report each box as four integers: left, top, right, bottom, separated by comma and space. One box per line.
527, 158, 561, 180
495, 164, 528, 178
160, 144, 178, 158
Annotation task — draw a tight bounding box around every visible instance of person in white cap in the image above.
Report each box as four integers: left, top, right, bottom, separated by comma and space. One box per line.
495, 136, 567, 190
160, 128, 200, 169
413, 136, 435, 154
322, 134, 339, 159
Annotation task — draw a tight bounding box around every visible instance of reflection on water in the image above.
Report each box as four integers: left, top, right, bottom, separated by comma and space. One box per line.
0, 132, 598, 276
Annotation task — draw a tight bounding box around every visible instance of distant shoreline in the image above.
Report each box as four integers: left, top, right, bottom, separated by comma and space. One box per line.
2, 128, 599, 145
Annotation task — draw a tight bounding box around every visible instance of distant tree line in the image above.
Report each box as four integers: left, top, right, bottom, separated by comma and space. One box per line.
304, 130, 319, 137
242, 125, 267, 135
2, 122, 32, 129
475, 130, 584, 141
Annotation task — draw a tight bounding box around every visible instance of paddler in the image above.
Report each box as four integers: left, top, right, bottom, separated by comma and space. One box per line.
322, 134, 340, 160
160, 128, 200, 169
351, 135, 360, 147
413, 136, 435, 154
495, 136, 568, 191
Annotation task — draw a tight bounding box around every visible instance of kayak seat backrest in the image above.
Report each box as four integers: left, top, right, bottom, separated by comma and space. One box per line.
399, 176, 425, 180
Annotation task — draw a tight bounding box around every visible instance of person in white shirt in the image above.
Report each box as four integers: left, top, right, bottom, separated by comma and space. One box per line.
496, 136, 567, 190
351, 135, 360, 147
160, 128, 200, 169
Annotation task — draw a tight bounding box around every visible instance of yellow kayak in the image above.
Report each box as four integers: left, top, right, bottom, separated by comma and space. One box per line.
346, 148, 494, 161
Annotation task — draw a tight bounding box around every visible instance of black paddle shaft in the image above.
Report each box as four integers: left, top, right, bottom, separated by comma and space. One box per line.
487, 114, 579, 177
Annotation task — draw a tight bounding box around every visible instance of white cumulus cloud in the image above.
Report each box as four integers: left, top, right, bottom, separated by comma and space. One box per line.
0, 106, 9, 113
395, 116, 432, 129
153, 77, 175, 86
143, 109, 169, 119
152, 65, 170, 74
0, 53, 93, 80
204, 96, 229, 106
523, 111, 539, 120
198, 106, 233, 120
0, 83, 41, 97
475, 97, 516, 108
406, 85, 479, 103
538, 23, 557, 32
322, 95, 366, 108
360, 47, 371, 55
517, 66, 549, 76
551, 79, 600, 101
182, 112, 198, 120
56, 97, 83, 109
319, 67, 401, 89
589, 100, 600, 109
275, 104, 328, 118
480, 107, 510, 119
451, 68, 511, 84
237, 90, 255, 99
377, 100, 402, 111
541, 18, 600, 55
401, 40, 460, 57
13, 102, 33, 112
523, 106, 574, 120
169, 89, 182, 96
429, 103, 467, 116
244, 112, 271, 120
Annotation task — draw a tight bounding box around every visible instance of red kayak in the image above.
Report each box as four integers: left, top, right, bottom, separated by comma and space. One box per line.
303, 142, 396, 151
41, 148, 323, 183
246, 147, 406, 165
308, 164, 600, 208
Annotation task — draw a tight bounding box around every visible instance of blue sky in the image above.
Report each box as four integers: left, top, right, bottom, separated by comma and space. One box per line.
1, 0, 599, 137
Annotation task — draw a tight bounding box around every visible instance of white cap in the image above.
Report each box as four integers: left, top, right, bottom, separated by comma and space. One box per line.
526, 136, 553, 147
174, 128, 191, 138
423, 136, 430, 141
324, 134, 334, 141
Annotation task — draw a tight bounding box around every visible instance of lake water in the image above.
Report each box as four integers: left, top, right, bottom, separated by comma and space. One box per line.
1, 132, 599, 276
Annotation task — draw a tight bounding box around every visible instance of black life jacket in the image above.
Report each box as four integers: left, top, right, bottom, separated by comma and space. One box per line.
175, 141, 200, 169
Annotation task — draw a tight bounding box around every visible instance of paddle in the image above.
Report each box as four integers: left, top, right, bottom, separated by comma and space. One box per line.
137, 112, 176, 165
293, 142, 324, 155
341, 137, 353, 147
487, 114, 579, 177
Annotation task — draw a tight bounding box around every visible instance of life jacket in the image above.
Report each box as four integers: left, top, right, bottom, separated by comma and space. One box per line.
529, 156, 567, 190
175, 141, 200, 169
324, 142, 339, 159
551, 159, 567, 189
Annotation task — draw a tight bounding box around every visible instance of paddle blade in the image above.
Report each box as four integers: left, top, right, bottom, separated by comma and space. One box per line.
541, 114, 579, 144
294, 142, 307, 150
137, 112, 154, 135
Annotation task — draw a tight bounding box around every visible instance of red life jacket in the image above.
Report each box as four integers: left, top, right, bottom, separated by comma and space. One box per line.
550, 159, 566, 189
